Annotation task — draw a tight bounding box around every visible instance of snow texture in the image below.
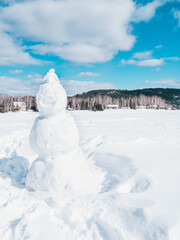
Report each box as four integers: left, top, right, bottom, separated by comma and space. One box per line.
26, 69, 104, 194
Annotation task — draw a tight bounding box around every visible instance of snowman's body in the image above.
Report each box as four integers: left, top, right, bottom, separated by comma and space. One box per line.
26, 69, 104, 194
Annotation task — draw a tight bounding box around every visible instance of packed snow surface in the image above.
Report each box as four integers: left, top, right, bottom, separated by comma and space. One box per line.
0, 109, 180, 239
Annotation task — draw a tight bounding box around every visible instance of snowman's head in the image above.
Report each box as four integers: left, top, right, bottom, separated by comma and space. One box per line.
36, 69, 67, 117
43, 69, 59, 83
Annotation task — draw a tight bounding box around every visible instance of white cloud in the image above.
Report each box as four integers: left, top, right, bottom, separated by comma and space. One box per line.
155, 45, 162, 49
122, 49, 180, 67
77, 72, 100, 77
133, 0, 165, 22
174, 10, 180, 26
164, 56, 180, 61
0, 29, 40, 66
30, 44, 120, 64
0, 74, 116, 96
9, 69, 23, 74
27, 74, 43, 83
133, 51, 152, 59
145, 78, 180, 87
61, 79, 116, 96
0, 0, 136, 64
0, 0, 167, 64
0, 76, 38, 96
137, 58, 164, 66
122, 58, 164, 67
1, 0, 15, 4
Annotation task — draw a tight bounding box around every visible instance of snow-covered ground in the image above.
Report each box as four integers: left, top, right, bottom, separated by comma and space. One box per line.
0, 109, 180, 240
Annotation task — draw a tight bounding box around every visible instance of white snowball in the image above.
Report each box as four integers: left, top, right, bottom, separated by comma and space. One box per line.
30, 113, 79, 157
26, 148, 103, 194
36, 71, 67, 117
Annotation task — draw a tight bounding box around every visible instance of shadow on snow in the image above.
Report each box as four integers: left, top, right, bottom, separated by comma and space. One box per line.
0, 153, 29, 189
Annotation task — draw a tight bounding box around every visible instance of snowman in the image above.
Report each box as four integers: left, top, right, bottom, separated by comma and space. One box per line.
26, 69, 104, 195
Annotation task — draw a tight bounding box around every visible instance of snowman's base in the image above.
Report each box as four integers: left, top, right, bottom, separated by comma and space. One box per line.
26, 147, 104, 195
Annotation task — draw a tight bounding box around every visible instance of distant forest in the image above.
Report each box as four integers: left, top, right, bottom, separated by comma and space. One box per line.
68, 88, 180, 110
0, 96, 37, 113
1, 88, 180, 113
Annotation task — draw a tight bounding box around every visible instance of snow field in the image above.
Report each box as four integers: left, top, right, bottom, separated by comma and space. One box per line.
0, 109, 180, 239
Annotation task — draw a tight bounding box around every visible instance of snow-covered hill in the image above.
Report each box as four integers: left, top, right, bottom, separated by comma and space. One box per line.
0, 110, 180, 240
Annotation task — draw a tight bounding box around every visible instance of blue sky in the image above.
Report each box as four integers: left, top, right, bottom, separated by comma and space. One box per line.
0, 0, 180, 96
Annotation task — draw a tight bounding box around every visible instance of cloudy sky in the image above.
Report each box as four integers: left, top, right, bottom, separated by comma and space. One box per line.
0, 0, 180, 96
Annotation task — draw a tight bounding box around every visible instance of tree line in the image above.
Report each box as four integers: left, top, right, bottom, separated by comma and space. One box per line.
0, 96, 37, 113
1, 88, 180, 113
68, 88, 180, 110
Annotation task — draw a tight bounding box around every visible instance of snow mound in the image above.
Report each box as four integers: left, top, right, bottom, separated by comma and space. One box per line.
26, 69, 104, 194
